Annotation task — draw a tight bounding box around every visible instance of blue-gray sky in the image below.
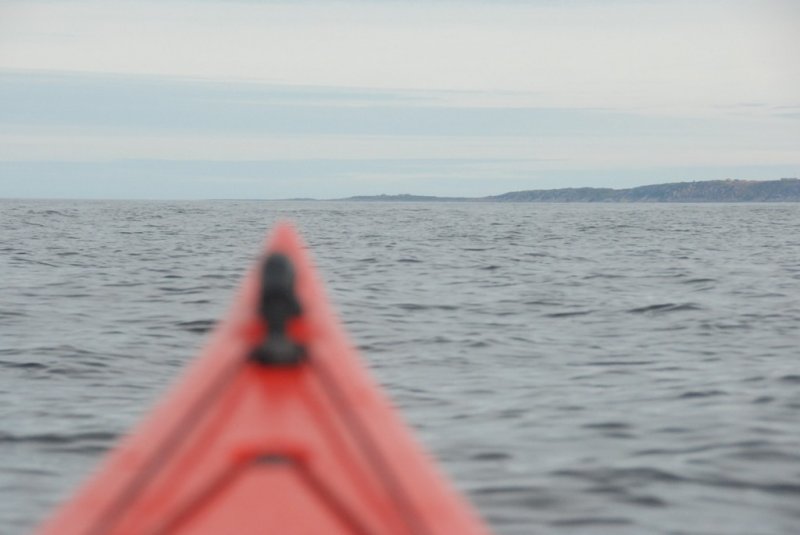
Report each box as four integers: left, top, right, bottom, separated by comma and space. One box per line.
1, 0, 798, 199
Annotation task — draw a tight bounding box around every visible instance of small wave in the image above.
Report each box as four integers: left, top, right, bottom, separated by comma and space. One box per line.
627, 302, 702, 314
472, 485, 534, 495
0, 310, 27, 318
200, 273, 232, 280
779, 374, 800, 384
0, 431, 117, 445
677, 389, 728, 399
621, 494, 667, 507
581, 360, 656, 367
29, 344, 100, 357
4, 466, 53, 477
395, 303, 425, 311
550, 516, 633, 527
471, 452, 512, 461
469, 484, 558, 509
157, 286, 208, 294
724, 448, 800, 463
11, 256, 59, 268
176, 319, 216, 334
524, 300, 561, 306
0, 360, 48, 370
582, 421, 630, 430
27, 209, 74, 217
655, 426, 692, 434
47, 444, 110, 455
553, 466, 686, 484
583, 272, 624, 280
395, 303, 457, 311
545, 310, 594, 318
556, 464, 800, 498
697, 475, 800, 495
699, 321, 750, 331
634, 444, 719, 456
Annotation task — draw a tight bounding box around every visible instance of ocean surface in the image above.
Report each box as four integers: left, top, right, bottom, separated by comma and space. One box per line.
2, 199, 799, 534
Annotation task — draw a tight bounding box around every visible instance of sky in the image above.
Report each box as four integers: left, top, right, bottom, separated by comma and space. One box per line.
0, 0, 798, 199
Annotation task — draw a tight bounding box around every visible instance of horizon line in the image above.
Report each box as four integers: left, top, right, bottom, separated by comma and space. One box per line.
2, 177, 797, 202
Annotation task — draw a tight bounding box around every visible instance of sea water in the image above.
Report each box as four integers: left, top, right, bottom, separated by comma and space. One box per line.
2, 200, 799, 534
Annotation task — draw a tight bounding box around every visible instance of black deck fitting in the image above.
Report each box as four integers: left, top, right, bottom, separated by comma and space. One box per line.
250, 253, 307, 366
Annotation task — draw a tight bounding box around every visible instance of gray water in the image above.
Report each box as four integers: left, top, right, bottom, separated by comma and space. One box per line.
2, 199, 799, 534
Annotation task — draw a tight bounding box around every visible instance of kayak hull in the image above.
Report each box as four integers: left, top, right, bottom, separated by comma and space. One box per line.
36, 223, 489, 535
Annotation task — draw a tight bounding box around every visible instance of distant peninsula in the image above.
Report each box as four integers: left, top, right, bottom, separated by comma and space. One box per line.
338, 178, 800, 203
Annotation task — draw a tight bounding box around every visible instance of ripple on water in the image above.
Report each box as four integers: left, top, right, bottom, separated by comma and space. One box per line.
626, 302, 703, 314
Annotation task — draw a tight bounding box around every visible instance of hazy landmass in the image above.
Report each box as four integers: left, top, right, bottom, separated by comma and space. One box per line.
336, 178, 800, 202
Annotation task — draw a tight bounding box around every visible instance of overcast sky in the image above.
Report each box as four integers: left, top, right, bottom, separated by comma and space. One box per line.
1, 0, 798, 199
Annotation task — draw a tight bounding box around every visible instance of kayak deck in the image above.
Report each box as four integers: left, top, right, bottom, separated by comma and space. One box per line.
36, 223, 489, 535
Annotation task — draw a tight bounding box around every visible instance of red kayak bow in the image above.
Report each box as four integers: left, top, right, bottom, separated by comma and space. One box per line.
36, 223, 490, 535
